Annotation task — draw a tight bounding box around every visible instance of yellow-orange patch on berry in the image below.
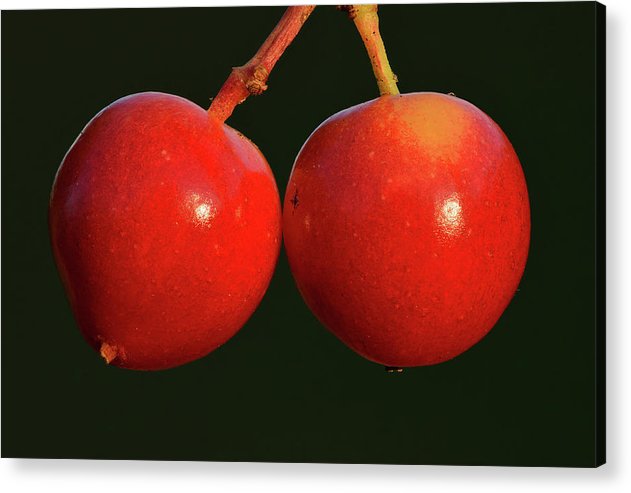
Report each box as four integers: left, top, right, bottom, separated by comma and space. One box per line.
396, 93, 470, 163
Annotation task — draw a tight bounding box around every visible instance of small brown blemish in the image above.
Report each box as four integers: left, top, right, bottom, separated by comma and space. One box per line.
100, 342, 118, 364
290, 188, 299, 213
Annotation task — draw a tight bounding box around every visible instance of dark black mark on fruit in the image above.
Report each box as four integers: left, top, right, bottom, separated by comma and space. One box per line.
290, 188, 299, 213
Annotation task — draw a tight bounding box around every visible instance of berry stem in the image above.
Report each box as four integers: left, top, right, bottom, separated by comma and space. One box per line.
208, 5, 315, 123
342, 5, 400, 96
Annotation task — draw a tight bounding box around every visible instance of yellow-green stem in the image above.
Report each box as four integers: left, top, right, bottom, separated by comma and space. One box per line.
344, 4, 399, 96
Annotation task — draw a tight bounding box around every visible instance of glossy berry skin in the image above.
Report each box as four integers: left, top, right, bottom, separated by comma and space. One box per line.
50, 92, 281, 370
283, 92, 530, 367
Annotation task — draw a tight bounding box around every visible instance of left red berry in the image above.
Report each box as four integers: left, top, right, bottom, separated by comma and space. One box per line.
49, 92, 281, 370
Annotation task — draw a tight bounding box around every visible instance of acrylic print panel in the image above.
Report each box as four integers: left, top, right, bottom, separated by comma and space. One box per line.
1, 2, 605, 466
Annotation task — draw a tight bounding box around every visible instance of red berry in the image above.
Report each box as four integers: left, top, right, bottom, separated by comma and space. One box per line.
283, 92, 530, 367
49, 92, 281, 370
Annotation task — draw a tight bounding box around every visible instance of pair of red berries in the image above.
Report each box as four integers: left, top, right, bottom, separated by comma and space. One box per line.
49, 9, 530, 372
49, 89, 530, 371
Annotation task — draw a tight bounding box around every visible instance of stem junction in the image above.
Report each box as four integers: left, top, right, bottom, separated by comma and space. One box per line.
208, 5, 315, 123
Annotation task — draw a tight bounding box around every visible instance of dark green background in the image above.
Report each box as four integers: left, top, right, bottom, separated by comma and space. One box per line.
1, 3, 604, 466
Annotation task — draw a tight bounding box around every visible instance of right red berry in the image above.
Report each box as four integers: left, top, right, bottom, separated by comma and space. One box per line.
283, 92, 531, 367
